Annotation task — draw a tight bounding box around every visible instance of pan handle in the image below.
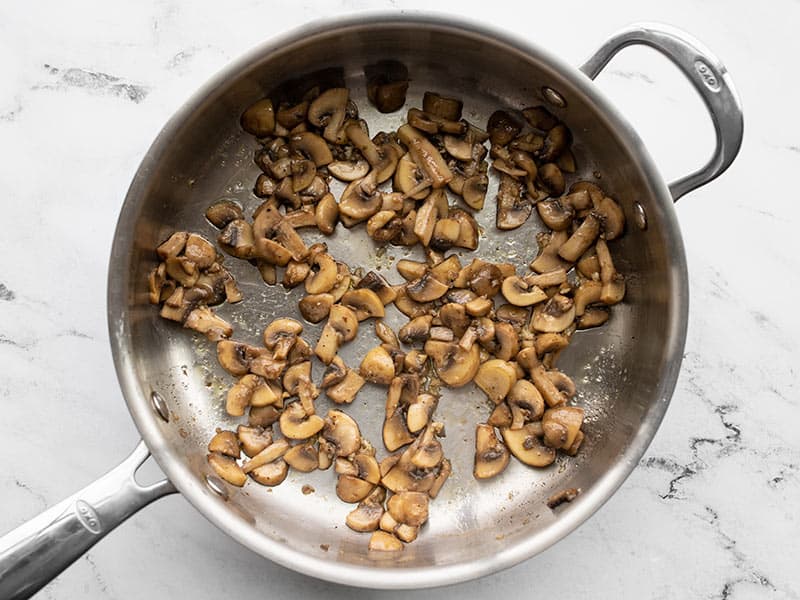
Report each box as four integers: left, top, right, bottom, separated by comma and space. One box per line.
580, 22, 743, 202
0, 440, 175, 599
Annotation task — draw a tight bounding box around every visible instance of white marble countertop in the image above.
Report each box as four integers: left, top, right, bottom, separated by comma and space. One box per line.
1, 0, 798, 598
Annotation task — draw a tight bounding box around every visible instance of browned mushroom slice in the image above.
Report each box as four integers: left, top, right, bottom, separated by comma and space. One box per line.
423, 91, 463, 121
558, 213, 601, 263
578, 307, 610, 329
438, 303, 469, 339
487, 110, 522, 146
346, 487, 386, 532
396, 259, 428, 282
156, 231, 188, 260
250, 379, 282, 408
596, 196, 626, 240
276, 100, 308, 129
339, 175, 382, 224
424, 340, 480, 387
208, 430, 240, 457
147, 263, 167, 305
546, 370, 576, 400
398, 315, 433, 344
355, 271, 396, 306
315, 193, 339, 235
328, 159, 370, 182
368, 531, 404, 552
248, 405, 280, 428
507, 379, 545, 429
240, 98, 275, 136
530, 231, 570, 273
394, 153, 431, 200
383, 408, 414, 452
164, 256, 198, 289
355, 345, 392, 384
531, 294, 576, 333
298, 293, 334, 324
501, 424, 556, 467
217, 340, 261, 376
341, 289, 385, 321
406, 393, 438, 433
393, 286, 433, 319
494, 304, 529, 331
279, 401, 325, 440
406, 272, 449, 303
315, 305, 359, 365
262, 318, 303, 361
518, 348, 567, 408
325, 369, 366, 404
474, 359, 518, 404
241, 438, 290, 473
307, 87, 348, 142
409, 425, 444, 469
323, 409, 361, 457
284, 442, 319, 472
412, 194, 439, 247
397, 124, 453, 189
237, 425, 273, 458
534, 333, 570, 356
281, 260, 309, 288
539, 124, 571, 162
461, 174, 488, 210
543, 406, 584, 450
536, 198, 574, 231
447, 209, 479, 250
387, 491, 430, 530
522, 105, 558, 131
464, 296, 493, 318
574, 280, 603, 316
249, 459, 289, 486
184, 306, 232, 341
474, 424, 510, 479
217, 219, 254, 259
182, 233, 216, 269
288, 131, 333, 167
225, 374, 262, 417
430, 218, 461, 251
501, 275, 547, 307
496, 174, 531, 230
207, 452, 247, 487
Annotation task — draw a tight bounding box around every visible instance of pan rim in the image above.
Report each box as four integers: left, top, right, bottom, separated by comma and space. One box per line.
107, 9, 689, 589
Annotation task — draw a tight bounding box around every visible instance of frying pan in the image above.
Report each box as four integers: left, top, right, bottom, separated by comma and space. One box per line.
0, 13, 743, 597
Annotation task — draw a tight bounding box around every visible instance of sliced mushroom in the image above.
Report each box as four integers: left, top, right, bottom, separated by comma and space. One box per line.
328, 159, 370, 182
368, 530, 404, 552
574, 280, 603, 316
315, 193, 339, 235
501, 424, 556, 467
288, 131, 333, 166
394, 153, 431, 200
500, 275, 547, 307
242, 438, 290, 473
387, 491, 430, 529
539, 124, 571, 162
360, 345, 396, 385
226, 374, 261, 416
339, 175, 382, 223
543, 406, 584, 450
307, 87, 348, 142
315, 305, 359, 364
488, 402, 513, 428
298, 293, 334, 323
406, 393, 437, 433
284, 442, 319, 472
249, 459, 289, 486
507, 379, 545, 429
279, 401, 325, 440
474, 359, 518, 405
530, 230, 570, 273
341, 288, 385, 320
496, 174, 531, 230
329, 262, 352, 303
578, 307, 610, 329
207, 452, 247, 487
518, 348, 567, 408
596, 196, 625, 240
474, 424, 510, 479
398, 314, 433, 343
237, 425, 273, 458
558, 213, 601, 263
282, 260, 310, 288
322, 410, 362, 457
462, 174, 488, 210
325, 369, 366, 404
157, 231, 188, 260
424, 340, 480, 387
546, 370, 576, 400
522, 105, 558, 131
164, 256, 199, 288
208, 430, 240, 457
301, 252, 336, 295
464, 296, 493, 317
428, 458, 451, 499
248, 405, 281, 428
533, 333, 570, 356
393, 286, 433, 319
406, 272, 449, 303
383, 408, 415, 452
413, 194, 438, 247
487, 110, 522, 146
262, 318, 303, 361
423, 91, 463, 121
397, 124, 453, 188
346, 487, 386, 532
537, 198, 574, 231
250, 379, 283, 408
240, 98, 275, 136
403, 350, 428, 374
184, 307, 233, 341
355, 271, 396, 305
531, 294, 576, 333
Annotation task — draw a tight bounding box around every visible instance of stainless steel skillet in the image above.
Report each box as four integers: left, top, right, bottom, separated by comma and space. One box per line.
0, 13, 742, 597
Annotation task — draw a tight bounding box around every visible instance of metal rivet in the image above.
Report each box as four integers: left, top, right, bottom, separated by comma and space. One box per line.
150, 391, 170, 422
542, 86, 567, 108
205, 475, 229, 500
634, 201, 648, 231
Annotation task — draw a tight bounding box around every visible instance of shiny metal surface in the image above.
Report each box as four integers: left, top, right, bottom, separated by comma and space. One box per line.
0, 14, 743, 592
0, 443, 175, 599
580, 23, 743, 201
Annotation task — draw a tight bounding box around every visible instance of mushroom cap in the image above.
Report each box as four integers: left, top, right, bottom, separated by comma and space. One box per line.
424, 340, 481, 387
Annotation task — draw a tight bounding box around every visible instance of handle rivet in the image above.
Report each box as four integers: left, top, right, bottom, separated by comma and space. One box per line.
633, 201, 648, 230
542, 86, 567, 108
150, 391, 170, 422
205, 475, 229, 500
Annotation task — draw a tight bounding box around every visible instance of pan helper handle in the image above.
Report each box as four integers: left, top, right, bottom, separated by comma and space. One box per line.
580, 22, 743, 202
0, 440, 175, 599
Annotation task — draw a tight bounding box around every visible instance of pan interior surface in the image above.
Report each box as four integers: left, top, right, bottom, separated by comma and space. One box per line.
110, 16, 686, 587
